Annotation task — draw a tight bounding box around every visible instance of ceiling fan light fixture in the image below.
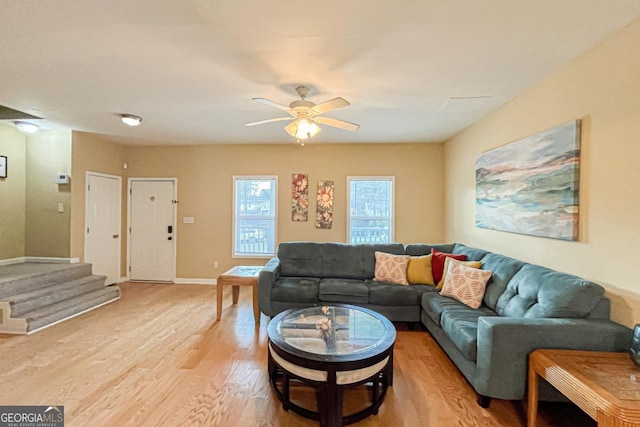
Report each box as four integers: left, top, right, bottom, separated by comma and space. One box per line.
14, 121, 39, 134
121, 114, 142, 126
285, 117, 321, 140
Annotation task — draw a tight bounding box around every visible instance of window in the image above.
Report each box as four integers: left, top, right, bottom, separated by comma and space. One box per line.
233, 176, 277, 257
347, 177, 394, 244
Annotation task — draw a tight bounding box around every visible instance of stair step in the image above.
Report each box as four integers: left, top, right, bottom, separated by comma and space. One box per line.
22, 286, 118, 321
27, 287, 121, 332
0, 263, 93, 299
10, 275, 107, 317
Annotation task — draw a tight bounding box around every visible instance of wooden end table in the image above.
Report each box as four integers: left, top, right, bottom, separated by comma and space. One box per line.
216, 265, 262, 322
528, 349, 640, 427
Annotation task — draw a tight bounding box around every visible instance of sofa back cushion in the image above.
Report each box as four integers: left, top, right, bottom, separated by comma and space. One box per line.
452, 243, 490, 261
278, 242, 405, 279
405, 243, 455, 256
495, 264, 605, 318
278, 242, 323, 277
480, 253, 526, 310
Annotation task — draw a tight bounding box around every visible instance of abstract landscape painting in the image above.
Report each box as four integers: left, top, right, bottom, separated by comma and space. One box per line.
476, 120, 581, 240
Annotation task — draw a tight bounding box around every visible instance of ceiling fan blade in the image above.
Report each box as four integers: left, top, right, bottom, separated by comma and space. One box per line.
310, 97, 350, 115
245, 117, 293, 127
315, 116, 359, 132
253, 98, 293, 112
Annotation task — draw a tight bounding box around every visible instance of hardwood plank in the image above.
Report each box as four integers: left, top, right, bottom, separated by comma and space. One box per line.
0, 283, 594, 426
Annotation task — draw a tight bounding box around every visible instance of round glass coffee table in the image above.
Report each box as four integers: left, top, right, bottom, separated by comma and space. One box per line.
267, 304, 396, 427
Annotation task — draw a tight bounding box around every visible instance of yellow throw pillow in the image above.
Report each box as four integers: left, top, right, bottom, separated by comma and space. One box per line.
436, 258, 483, 290
407, 254, 435, 285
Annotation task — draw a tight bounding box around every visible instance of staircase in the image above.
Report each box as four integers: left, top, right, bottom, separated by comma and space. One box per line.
0, 262, 121, 334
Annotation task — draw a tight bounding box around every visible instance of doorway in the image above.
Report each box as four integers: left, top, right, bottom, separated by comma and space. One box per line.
128, 178, 177, 282
84, 172, 122, 285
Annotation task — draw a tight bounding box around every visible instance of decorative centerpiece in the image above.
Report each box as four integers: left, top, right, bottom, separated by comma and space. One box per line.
316, 306, 332, 340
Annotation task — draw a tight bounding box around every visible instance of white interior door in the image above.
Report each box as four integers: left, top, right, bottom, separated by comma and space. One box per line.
85, 172, 121, 285
129, 179, 176, 282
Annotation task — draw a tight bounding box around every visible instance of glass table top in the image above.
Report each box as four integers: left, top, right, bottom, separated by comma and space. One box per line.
275, 305, 392, 356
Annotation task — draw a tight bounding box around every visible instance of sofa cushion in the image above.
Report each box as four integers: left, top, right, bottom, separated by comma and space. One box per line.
320, 243, 367, 279
272, 277, 320, 303
480, 253, 525, 310
407, 254, 434, 285
360, 243, 406, 277
452, 243, 490, 261
319, 278, 369, 304
278, 243, 323, 277
404, 243, 455, 256
374, 251, 410, 285
495, 264, 605, 318
366, 280, 420, 306
431, 249, 468, 283
439, 260, 492, 309
441, 307, 498, 361
422, 292, 497, 326
436, 259, 483, 290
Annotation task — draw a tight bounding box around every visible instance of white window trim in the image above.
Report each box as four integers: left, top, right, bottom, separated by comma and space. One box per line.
347, 176, 395, 244
232, 175, 278, 258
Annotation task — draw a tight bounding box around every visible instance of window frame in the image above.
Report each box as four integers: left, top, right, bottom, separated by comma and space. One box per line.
346, 176, 395, 244
232, 175, 278, 258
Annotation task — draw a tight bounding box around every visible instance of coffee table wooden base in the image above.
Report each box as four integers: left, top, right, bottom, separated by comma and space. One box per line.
528, 349, 640, 427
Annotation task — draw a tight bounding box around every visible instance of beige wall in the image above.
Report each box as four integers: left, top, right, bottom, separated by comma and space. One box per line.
70, 131, 127, 271
25, 130, 72, 258
125, 143, 444, 279
444, 19, 640, 326
0, 125, 27, 259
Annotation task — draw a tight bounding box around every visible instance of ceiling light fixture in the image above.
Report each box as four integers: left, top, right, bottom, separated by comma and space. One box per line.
121, 114, 142, 126
284, 116, 321, 141
14, 121, 39, 134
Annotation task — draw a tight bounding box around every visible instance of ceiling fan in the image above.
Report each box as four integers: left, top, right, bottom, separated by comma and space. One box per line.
245, 86, 359, 141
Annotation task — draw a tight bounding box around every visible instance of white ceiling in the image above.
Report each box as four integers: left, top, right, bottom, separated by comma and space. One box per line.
1, 1, 640, 145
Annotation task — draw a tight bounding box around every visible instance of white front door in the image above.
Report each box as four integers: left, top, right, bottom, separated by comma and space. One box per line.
129, 179, 176, 282
85, 172, 121, 285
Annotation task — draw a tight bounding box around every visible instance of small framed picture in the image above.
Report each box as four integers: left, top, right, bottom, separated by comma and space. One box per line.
0, 156, 6, 178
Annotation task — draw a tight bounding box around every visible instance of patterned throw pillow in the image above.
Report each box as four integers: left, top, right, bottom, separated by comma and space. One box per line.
436, 258, 483, 290
431, 249, 468, 283
374, 251, 411, 285
439, 259, 492, 309
407, 254, 435, 285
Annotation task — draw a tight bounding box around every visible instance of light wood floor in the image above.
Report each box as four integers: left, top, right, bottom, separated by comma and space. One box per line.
0, 283, 594, 426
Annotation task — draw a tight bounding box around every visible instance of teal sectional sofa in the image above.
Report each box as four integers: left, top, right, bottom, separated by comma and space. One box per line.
258, 241, 632, 406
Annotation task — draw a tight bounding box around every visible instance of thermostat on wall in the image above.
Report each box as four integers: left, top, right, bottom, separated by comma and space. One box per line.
55, 173, 69, 184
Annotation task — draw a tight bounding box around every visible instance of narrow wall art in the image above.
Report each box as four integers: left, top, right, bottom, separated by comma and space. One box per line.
291, 173, 308, 221
475, 120, 581, 241
316, 180, 334, 229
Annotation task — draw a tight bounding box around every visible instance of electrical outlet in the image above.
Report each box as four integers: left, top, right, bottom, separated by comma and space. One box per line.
213, 261, 219, 268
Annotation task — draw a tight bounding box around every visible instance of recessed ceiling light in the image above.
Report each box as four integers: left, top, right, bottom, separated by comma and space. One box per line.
121, 114, 142, 126
14, 121, 39, 134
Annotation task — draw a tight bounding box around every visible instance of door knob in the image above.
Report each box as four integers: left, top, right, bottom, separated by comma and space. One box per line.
113, 234, 119, 238
168, 236, 173, 240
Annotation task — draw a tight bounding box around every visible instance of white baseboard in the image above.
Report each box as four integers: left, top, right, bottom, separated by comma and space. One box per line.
0, 257, 80, 266
0, 257, 26, 266
175, 278, 217, 285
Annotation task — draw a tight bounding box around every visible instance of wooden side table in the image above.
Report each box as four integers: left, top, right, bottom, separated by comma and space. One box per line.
528, 349, 640, 427
216, 266, 262, 322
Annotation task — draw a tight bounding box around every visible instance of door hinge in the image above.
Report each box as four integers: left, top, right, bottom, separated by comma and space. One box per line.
129, 227, 132, 233
129, 188, 132, 195
128, 266, 131, 272
172, 200, 178, 204
87, 184, 90, 191
87, 227, 90, 234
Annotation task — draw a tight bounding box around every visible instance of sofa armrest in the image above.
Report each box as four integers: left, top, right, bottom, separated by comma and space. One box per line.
258, 257, 280, 316
474, 316, 632, 400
